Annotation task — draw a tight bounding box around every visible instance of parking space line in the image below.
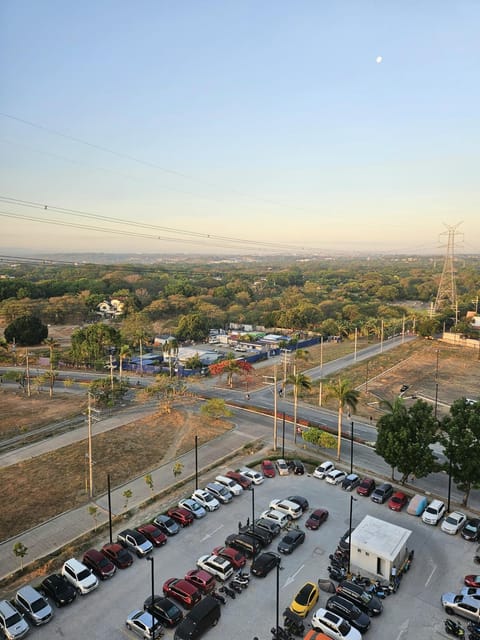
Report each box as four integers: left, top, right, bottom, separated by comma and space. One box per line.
425, 564, 437, 587
201, 524, 224, 541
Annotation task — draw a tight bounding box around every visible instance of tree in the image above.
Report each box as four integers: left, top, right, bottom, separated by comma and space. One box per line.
286, 369, 312, 444
120, 312, 153, 374
43, 337, 59, 397
376, 399, 438, 484
70, 323, 121, 367
144, 474, 154, 493
88, 376, 129, 407
88, 505, 99, 531
326, 378, 360, 460
185, 353, 203, 370
163, 338, 179, 377
13, 541, 28, 570
176, 313, 210, 342
173, 461, 184, 477
440, 398, 480, 506
4, 315, 48, 346
302, 427, 337, 450
209, 357, 253, 388
118, 344, 131, 380
123, 489, 133, 509
200, 398, 233, 420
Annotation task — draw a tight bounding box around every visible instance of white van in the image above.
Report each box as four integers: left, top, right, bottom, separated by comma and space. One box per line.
215, 475, 243, 496
422, 499, 446, 525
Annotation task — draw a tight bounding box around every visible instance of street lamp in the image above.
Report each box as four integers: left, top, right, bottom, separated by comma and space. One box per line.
146, 556, 156, 640
194, 435, 198, 491
350, 421, 354, 475
282, 412, 286, 459
107, 473, 113, 544
348, 496, 357, 575
275, 560, 280, 636
251, 485, 256, 561
434, 349, 440, 420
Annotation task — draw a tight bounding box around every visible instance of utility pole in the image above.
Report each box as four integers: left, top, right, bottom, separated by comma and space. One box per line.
318, 336, 324, 407
86, 393, 101, 498
273, 365, 278, 451
354, 328, 358, 362
434, 223, 463, 313
25, 349, 31, 398
380, 320, 384, 354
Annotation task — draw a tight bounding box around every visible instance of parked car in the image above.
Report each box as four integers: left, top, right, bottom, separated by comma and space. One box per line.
461, 587, 480, 599
388, 491, 408, 512
82, 548, 116, 579
184, 569, 216, 594
306, 509, 329, 530
215, 475, 243, 496
125, 609, 163, 639
462, 519, 480, 541
338, 529, 354, 553
262, 459, 276, 478
465, 575, 480, 588
406, 494, 428, 516
167, 507, 194, 527
371, 483, 393, 504
14, 585, 53, 626
117, 529, 153, 557
239, 467, 264, 485
278, 529, 306, 554
326, 595, 371, 633
39, 573, 76, 607
442, 511, 467, 535
251, 551, 281, 577
335, 581, 383, 616
178, 498, 207, 519
313, 461, 335, 479
241, 524, 273, 547
441, 592, 480, 622
255, 518, 282, 538
143, 595, 183, 627
287, 495, 309, 512
269, 498, 302, 520
289, 582, 319, 618
276, 459, 290, 476
197, 555, 234, 581
153, 513, 181, 536
356, 477, 376, 497
260, 509, 289, 529
191, 489, 220, 511
342, 474, 360, 492
290, 459, 305, 475
326, 470, 347, 486
137, 524, 168, 547
224, 533, 262, 558
101, 543, 133, 569
163, 578, 202, 609
212, 545, 247, 569
303, 632, 332, 640
225, 470, 252, 490
61, 558, 99, 595
0, 599, 29, 640
173, 595, 220, 640
311, 607, 362, 640
205, 482, 233, 504
422, 499, 446, 525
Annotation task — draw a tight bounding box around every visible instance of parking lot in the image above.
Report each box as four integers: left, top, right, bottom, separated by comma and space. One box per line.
22, 468, 478, 640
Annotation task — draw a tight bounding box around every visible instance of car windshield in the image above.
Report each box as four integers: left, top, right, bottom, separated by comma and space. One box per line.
164, 518, 175, 527
466, 523, 478, 532
284, 535, 294, 544
446, 516, 457, 524
98, 556, 110, 568
205, 494, 214, 502
296, 587, 311, 605
31, 597, 46, 613
360, 591, 373, 604
5, 612, 22, 625
339, 620, 351, 634
165, 603, 179, 616
311, 513, 321, 521
78, 569, 91, 580
392, 496, 402, 503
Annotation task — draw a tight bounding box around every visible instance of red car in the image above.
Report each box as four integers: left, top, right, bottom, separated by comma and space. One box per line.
184, 569, 216, 594
137, 524, 168, 547
305, 509, 329, 530
212, 545, 247, 569
388, 491, 408, 512
464, 575, 480, 588
101, 543, 133, 569
226, 471, 252, 490
167, 507, 194, 527
262, 460, 276, 478
163, 578, 202, 608
356, 477, 376, 497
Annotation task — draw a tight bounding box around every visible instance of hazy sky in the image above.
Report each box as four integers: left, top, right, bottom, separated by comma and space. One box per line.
1, 2, 479, 255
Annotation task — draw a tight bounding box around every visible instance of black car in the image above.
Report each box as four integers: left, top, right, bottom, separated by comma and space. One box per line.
242, 525, 273, 547
326, 595, 371, 633
342, 474, 361, 492
287, 496, 309, 512
144, 595, 183, 627
251, 552, 281, 577
462, 519, 480, 541
153, 514, 181, 536
371, 483, 393, 504
255, 518, 281, 538
278, 529, 306, 554
39, 573, 77, 607
289, 460, 305, 475
338, 528, 354, 552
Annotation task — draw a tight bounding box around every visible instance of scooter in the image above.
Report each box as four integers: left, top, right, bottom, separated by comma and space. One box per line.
328, 565, 347, 582
229, 580, 243, 594
467, 622, 480, 640
271, 626, 293, 640
219, 584, 236, 599
231, 574, 249, 589
445, 618, 465, 637
210, 590, 227, 605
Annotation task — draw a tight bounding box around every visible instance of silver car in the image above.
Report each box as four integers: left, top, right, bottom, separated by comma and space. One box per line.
126, 609, 163, 639
178, 497, 207, 518
442, 592, 480, 622
15, 585, 53, 626
0, 599, 29, 639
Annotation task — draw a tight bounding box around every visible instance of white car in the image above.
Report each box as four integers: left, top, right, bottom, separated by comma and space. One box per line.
313, 461, 335, 479
441, 511, 467, 535
269, 499, 302, 520
197, 554, 234, 581
326, 469, 347, 485
240, 468, 264, 485
178, 498, 207, 518
312, 607, 362, 640
192, 489, 220, 511
215, 475, 243, 496
276, 459, 290, 476
260, 509, 289, 529
61, 558, 99, 595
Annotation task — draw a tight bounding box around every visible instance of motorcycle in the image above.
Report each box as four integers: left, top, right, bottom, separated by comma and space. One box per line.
445, 618, 465, 637
328, 565, 347, 582
210, 590, 226, 605
219, 584, 236, 599
468, 622, 480, 640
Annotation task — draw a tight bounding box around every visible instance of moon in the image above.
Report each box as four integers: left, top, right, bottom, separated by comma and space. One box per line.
376, 56, 383, 64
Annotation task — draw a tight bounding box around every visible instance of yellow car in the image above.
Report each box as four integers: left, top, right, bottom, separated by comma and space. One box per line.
289, 581, 320, 618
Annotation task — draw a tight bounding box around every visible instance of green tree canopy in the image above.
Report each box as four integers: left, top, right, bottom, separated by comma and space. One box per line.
200, 398, 233, 420
440, 398, 480, 506
70, 323, 121, 367
4, 315, 48, 346
176, 312, 210, 342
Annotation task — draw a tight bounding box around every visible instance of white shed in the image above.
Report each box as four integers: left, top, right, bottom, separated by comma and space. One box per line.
349, 515, 412, 580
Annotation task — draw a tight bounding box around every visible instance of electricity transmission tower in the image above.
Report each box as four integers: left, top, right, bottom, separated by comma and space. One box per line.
434, 223, 463, 313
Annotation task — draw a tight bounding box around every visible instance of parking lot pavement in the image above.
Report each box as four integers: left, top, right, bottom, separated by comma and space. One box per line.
20, 472, 475, 640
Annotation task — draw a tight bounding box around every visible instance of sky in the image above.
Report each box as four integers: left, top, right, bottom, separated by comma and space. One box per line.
1, 1, 479, 256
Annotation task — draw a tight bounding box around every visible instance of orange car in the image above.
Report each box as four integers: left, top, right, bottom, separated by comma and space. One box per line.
304, 630, 332, 640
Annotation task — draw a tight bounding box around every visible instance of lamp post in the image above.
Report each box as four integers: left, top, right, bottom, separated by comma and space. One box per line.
194, 435, 198, 491
275, 560, 280, 636
434, 349, 439, 420
282, 412, 286, 459
146, 556, 156, 640
251, 485, 256, 561
447, 456, 453, 512
350, 422, 354, 475
107, 473, 113, 544
348, 496, 357, 575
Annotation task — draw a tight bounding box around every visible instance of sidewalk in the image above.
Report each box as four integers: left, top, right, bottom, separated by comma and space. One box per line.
0, 415, 270, 586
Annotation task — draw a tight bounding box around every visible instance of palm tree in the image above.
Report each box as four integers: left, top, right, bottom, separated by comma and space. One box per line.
326, 378, 360, 460
118, 344, 131, 380
286, 368, 312, 443
43, 337, 59, 397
